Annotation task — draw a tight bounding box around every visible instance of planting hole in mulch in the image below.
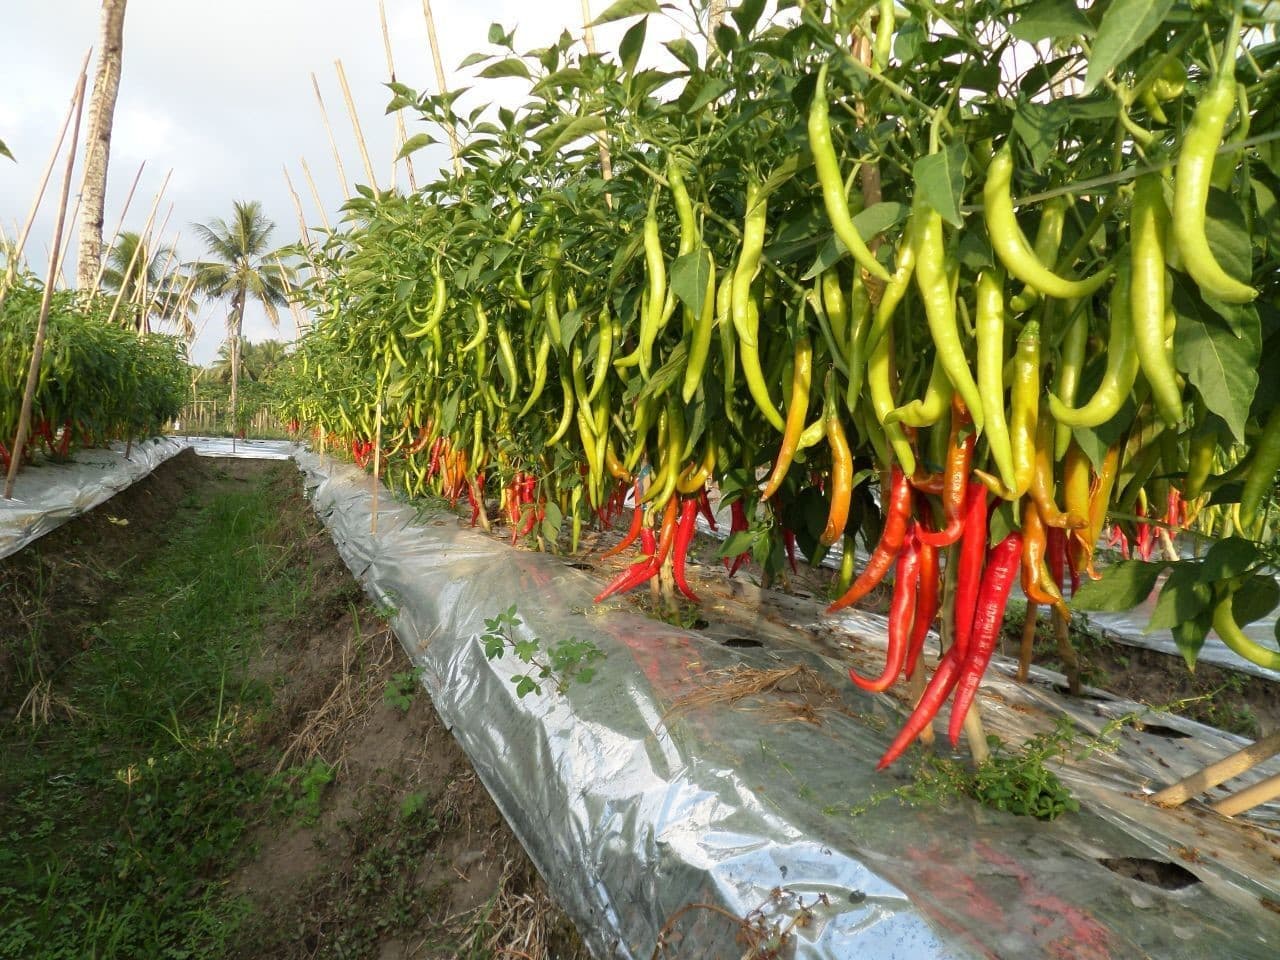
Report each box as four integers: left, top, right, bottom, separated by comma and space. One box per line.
1097, 857, 1201, 891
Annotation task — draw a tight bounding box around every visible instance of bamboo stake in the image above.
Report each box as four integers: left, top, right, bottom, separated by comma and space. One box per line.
379, 0, 417, 192
136, 201, 176, 333
276, 255, 309, 334
282, 165, 312, 245
420, 0, 463, 178
107, 168, 171, 327
5, 66, 89, 499
579, 0, 614, 206
54, 193, 83, 288
311, 73, 350, 199
0, 48, 92, 308
299, 157, 332, 232
1211, 771, 1280, 818
90, 159, 145, 295
1150, 731, 1280, 808
150, 227, 181, 329
334, 59, 378, 193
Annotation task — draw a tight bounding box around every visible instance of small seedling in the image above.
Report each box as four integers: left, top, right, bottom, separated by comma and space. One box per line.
479, 604, 604, 698
383, 669, 421, 712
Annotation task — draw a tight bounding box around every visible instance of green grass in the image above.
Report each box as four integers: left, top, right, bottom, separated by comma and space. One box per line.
0, 481, 301, 959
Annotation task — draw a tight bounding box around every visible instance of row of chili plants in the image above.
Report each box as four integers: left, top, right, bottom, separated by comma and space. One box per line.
0, 271, 188, 472
275, 0, 1280, 765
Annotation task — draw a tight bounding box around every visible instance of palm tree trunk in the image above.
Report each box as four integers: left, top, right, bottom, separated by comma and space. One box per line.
77, 0, 128, 291
230, 288, 245, 436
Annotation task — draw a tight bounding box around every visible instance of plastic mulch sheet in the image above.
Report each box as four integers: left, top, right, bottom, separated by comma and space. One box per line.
182, 436, 298, 460
295, 450, 1280, 960
0, 437, 187, 560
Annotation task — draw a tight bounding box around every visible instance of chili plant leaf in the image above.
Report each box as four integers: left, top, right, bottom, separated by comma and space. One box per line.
1200, 536, 1261, 584
1008, 0, 1095, 44
0, 139, 12, 162
619, 17, 647, 76
912, 143, 967, 227
590, 0, 660, 26
1233, 575, 1280, 628
1172, 611, 1211, 671
1083, 0, 1176, 94
397, 133, 436, 160
478, 58, 531, 80
671, 248, 712, 317
1173, 275, 1260, 442
1148, 563, 1210, 631
1072, 560, 1169, 611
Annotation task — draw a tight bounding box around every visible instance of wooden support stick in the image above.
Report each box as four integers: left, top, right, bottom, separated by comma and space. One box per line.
420, 0, 463, 178
1210, 771, 1280, 818
299, 157, 332, 232
136, 201, 175, 333
379, 0, 417, 191
54, 192, 84, 288
90, 159, 145, 295
334, 59, 378, 193
311, 73, 350, 199
579, 0, 614, 206
5, 65, 89, 499
0, 48, 92, 307
107, 169, 171, 327
1150, 731, 1280, 808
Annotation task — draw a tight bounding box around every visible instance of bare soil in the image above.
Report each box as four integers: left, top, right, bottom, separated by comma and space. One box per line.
0, 451, 587, 960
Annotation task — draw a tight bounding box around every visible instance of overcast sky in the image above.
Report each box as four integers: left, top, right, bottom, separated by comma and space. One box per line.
1, 0, 690, 365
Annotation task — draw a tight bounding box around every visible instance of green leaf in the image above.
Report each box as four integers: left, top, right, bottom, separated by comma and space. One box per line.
1234, 575, 1280, 628
541, 115, 606, 155
478, 58, 530, 79
894, 19, 923, 65
684, 76, 732, 114
1073, 560, 1169, 611
541, 499, 564, 545
1012, 101, 1067, 172
0, 139, 12, 162
732, 0, 767, 36
1083, 0, 1176, 93
718, 529, 757, 559
458, 52, 490, 69
513, 675, 540, 698
665, 38, 700, 71
1201, 189, 1257, 328
1200, 536, 1261, 584
396, 133, 436, 160
619, 17, 647, 76
670, 248, 712, 318
590, 0, 659, 26
1173, 276, 1260, 441
635, 342, 689, 403
1172, 611, 1212, 671
1148, 563, 1211, 631
912, 143, 967, 227
487, 22, 507, 45
1008, 0, 1096, 44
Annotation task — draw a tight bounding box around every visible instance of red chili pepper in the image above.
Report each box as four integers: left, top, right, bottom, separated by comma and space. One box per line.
827, 466, 913, 614
850, 528, 920, 692
951, 480, 989, 663
783, 527, 799, 574
1046, 526, 1066, 593
948, 531, 1024, 747
1135, 504, 1154, 561
603, 483, 645, 559
726, 500, 750, 576
877, 646, 964, 770
697, 486, 718, 531
466, 478, 481, 526
905, 535, 939, 680
673, 497, 700, 602
918, 397, 974, 548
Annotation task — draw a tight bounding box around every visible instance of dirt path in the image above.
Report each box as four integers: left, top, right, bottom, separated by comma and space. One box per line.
0, 451, 586, 960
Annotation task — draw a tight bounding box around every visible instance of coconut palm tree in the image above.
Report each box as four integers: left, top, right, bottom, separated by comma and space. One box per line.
189, 201, 293, 433
100, 231, 196, 337
77, 0, 128, 290
205, 337, 289, 384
